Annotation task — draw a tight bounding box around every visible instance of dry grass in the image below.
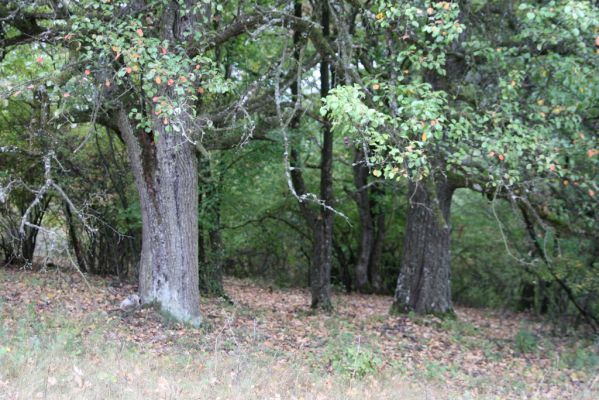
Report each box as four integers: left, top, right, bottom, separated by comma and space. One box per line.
0, 268, 597, 399
0, 313, 427, 399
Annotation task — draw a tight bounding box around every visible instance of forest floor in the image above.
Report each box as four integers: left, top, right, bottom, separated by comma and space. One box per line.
0, 267, 597, 399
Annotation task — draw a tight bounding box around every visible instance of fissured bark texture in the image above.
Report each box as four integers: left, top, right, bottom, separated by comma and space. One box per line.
393, 178, 454, 315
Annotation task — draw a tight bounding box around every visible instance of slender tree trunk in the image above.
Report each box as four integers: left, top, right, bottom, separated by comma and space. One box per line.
197, 158, 225, 296
117, 108, 201, 325
310, 0, 334, 309
520, 205, 598, 329
18, 196, 49, 264
369, 201, 386, 293
207, 218, 224, 294
352, 149, 374, 293
333, 235, 353, 292
392, 177, 454, 315
352, 150, 387, 294
288, 0, 334, 309
64, 201, 87, 272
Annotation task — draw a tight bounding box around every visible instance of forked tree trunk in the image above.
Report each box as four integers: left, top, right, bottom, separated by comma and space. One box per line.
352, 150, 387, 294
117, 108, 201, 325
17, 195, 50, 264
392, 178, 454, 315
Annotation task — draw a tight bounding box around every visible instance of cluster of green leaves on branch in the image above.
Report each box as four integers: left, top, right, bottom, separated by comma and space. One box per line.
67, 0, 229, 136
320, 0, 597, 320
325, 1, 597, 198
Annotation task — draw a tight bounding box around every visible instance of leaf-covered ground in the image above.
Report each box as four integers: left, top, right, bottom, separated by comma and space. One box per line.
0, 268, 597, 399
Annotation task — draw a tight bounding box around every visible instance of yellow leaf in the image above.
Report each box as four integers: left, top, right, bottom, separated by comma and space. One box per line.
421, 132, 427, 141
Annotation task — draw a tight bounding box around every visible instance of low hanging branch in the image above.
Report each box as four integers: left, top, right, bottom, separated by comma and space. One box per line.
19, 151, 96, 236
519, 205, 599, 332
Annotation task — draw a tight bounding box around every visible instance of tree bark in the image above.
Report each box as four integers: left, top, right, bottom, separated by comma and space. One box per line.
351, 150, 387, 294
392, 177, 454, 315
309, 0, 334, 309
288, 0, 334, 309
64, 200, 87, 272
12, 195, 50, 265
369, 193, 386, 293
333, 232, 353, 292
198, 158, 225, 296
110, 0, 209, 325
117, 108, 201, 325
352, 149, 374, 293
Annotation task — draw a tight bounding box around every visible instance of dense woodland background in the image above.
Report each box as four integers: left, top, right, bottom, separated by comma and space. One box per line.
0, 0, 598, 327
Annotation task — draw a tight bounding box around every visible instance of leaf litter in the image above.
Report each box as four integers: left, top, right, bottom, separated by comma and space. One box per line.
0, 267, 597, 399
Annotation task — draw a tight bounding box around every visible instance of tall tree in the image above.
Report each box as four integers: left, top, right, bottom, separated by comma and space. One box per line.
0, 0, 300, 323
288, 0, 335, 309
323, 0, 598, 314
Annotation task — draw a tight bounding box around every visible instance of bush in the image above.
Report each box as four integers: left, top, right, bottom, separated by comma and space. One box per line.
324, 332, 381, 378
514, 328, 539, 354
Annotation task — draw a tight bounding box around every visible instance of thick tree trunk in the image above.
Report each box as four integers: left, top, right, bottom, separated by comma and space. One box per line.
117, 108, 201, 325
392, 178, 454, 315
110, 0, 207, 325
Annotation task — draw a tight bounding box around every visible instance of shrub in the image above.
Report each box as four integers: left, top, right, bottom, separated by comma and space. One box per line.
514, 328, 539, 354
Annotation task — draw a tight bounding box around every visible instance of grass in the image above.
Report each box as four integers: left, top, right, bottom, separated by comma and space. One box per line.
0, 312, 424, 399
1, 268, 598, 399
